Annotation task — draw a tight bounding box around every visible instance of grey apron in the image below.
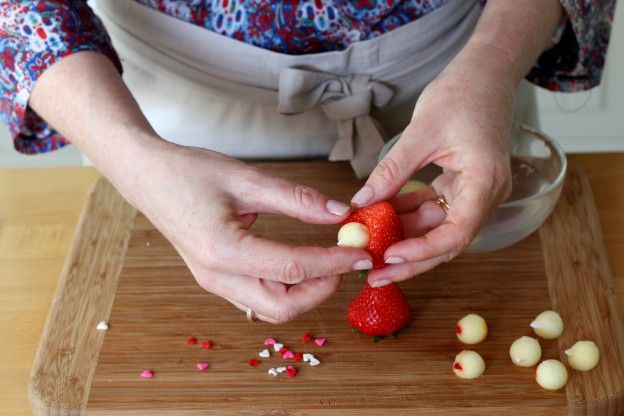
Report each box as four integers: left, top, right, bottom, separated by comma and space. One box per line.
94, 0, 534, 177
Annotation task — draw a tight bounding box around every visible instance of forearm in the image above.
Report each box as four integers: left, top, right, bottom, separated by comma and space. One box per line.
28, 51, 169, 204
445, 0, 564, 89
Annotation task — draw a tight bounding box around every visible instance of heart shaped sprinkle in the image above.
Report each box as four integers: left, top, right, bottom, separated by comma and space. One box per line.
264, 338, 277, 346
314, 338, 326, 346
196, 362, 209, 371
276, 366, 287, 374
302, 353, 314, 363
279, 347, 289, 354
293, 352, 304, 362
309, 357, 321, 366
201, 340, 213, 349
259, 349, 270, 358
248, 358, 261, 367
268, 368, 279, 376
301, 332, 313, 343
282, 350, 295, 359
286, 365, 298, 378
96, 321, 108, 331
185, 337, 197, 345
140, 370, 153, 378
273, 343, 284, 352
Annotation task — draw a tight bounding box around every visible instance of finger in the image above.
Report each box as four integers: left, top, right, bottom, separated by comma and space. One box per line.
238, 213, 258, 230
391, 186, 438, 214
400, 200, 447, 238
240, 170, 351, 224
200, 270, 342, 324
218, 232, 372, 284
367, 252, 458, 285
351, 128, 435, 207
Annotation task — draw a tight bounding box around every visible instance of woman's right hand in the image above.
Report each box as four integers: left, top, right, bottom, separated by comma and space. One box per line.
29, 51, 371, 323
124, 142, 373, 323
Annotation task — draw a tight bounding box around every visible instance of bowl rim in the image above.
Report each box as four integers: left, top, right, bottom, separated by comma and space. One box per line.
499, 123, 568, 207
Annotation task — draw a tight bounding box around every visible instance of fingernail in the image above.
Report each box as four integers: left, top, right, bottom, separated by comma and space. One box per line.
351, 186, 373, 206
326, 199, 350, 216
371, 279, 392, 288
385, 256, 406, 264
353, 259, 373, 270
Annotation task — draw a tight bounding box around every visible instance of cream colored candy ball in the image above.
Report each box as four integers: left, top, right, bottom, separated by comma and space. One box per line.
337, 222, 370, 249
456, 313, 488, 344
509, 336, 542, 367
453, 350, 485, 379
530, 310, 564, 339
565, 340, 600, 371
536, 359, 568, 390
399, 180, 428, 194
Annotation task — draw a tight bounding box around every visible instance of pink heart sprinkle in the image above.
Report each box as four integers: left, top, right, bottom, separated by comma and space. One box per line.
314, 338, 327, 346
282, 350, 295, 359
196, 362, 209, 371
264, 337, 276, 346
140, 370, 153, 378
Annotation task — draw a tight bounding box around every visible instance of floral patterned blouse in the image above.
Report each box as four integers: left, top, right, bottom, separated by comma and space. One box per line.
0, 0, 616, 155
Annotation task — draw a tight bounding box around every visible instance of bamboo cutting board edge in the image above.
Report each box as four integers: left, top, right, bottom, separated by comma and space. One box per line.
27, 163, 624, 415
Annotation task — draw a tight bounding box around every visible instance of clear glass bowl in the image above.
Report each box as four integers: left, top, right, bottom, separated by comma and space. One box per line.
378, 123, 567, 253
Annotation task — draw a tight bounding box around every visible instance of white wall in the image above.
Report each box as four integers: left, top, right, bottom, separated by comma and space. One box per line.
0, 2, 622, 168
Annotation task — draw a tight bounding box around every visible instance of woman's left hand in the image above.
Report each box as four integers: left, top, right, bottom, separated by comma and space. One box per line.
351, 63, 516, 286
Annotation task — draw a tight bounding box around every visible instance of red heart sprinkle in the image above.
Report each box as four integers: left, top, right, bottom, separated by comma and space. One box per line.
455, 325, 462, 335
453, 362, 463, 371
279, 347, 289, 353
286, 366, 298, 377
201, 340, 213, 349
248, 358, 261, 367
186, 336, 197, 345
301, 332, 313, 343
293, 352, 303, 362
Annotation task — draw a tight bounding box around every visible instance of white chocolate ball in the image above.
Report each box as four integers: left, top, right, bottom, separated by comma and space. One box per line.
453, 350, 485, 379
456, 313, 488, 344
337, 222, 369, 249
400, 180, 428, 194
509, 336, 542, 367
530, 310, 564, 339
536, 359, 568, 390
565, 340, 600, 371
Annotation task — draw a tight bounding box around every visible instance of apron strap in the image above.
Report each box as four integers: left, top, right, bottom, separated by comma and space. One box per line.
277, 68, 393, 178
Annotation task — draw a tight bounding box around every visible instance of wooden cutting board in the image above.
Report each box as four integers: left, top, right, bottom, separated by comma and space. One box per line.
28, 162, 624, 415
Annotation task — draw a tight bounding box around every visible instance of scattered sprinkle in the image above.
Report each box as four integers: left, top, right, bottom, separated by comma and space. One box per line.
248, 358, 261, 367
273, 343, 284, 352
282, 350, 295, 359
259, 349, 270, 358
293, 352, 304, 362
276, 366, 287, 374
186, 337, 197, 345
302, 353, 314, 363
264, 338, 277, 346
201, 340, 213, 349
309, 357, 321, 366
314, 338, 326, 346
286, 365, 298, 377
140, 370, 153, 378
196, 362, 209, 371
301, 332, 313, 343
268, 368, 279, 376
279, 347, 289, 354
96, 321, 109, 331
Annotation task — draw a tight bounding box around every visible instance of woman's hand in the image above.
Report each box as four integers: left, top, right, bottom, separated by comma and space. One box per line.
130, 142, 372, 323
352, 61, 515, 286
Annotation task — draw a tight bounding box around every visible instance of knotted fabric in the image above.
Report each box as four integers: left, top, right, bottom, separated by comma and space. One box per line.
278, 68, 394, 178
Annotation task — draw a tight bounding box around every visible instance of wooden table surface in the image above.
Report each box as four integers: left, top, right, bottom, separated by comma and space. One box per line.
1, 154, 623, 415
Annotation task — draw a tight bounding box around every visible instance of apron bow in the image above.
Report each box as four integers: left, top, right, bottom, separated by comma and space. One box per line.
277, 68, 393, 178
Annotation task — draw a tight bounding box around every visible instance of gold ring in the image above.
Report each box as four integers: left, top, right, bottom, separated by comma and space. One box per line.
246, 307, 257, 323
433, 195, 450, 213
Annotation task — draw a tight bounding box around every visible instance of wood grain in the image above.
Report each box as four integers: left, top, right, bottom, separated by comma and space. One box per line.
27, 178, 136, 415
539, 166, 624, 415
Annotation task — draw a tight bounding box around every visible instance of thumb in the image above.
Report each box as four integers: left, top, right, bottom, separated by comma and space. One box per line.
351, 136, 424, 207
247, 173, 351, 224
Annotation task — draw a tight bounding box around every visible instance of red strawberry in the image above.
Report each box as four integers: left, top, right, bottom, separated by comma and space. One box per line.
348, 283, 411, 336
342, 201, 403, 270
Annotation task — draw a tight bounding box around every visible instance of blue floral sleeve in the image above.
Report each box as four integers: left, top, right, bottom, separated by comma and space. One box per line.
0, 0, 121, 154
526, 0, 616, 92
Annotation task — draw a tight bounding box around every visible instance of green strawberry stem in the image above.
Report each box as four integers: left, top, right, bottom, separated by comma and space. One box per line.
357, 270, 370, 278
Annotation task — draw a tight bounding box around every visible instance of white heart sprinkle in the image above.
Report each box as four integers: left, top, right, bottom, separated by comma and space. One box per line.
276, 366, 287, 374
96, 321, 108, 331
309, 357, 321, 366
268, 368, 278, 377
259, 349, 270, 358
273, 343, 284, 352
302, 353, 314, 362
